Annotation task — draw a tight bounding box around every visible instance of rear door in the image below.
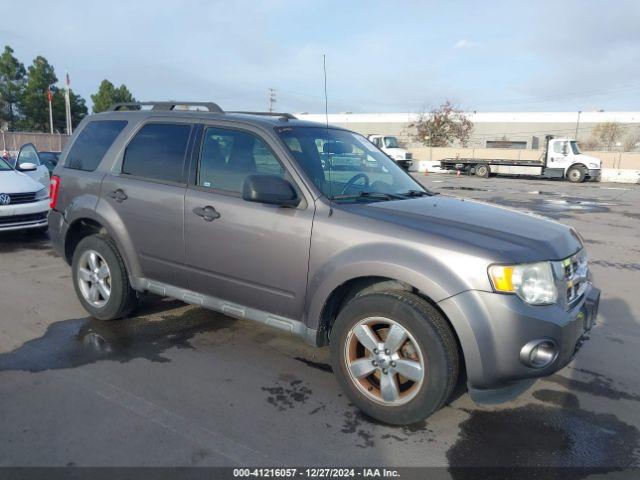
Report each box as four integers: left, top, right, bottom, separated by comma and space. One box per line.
101, 121, 194, 288
184, 124, 314, 320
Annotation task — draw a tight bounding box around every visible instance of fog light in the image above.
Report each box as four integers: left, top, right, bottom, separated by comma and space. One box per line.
520, 339, 558, 368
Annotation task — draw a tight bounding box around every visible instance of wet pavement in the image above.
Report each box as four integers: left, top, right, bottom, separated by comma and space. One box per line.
0, 175, 639, 472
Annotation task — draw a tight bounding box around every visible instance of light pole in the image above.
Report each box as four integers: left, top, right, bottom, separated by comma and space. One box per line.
574, 110, 582, 140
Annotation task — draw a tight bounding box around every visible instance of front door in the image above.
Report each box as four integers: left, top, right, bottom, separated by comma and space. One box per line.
16, 143, 50, 187
184, 125, 314, 320
101, 122, 194, 287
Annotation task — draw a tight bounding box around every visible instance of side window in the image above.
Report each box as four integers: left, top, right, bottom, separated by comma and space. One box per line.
66, 120, 127, 171
122, 123, 191, 183
553, 141, 567, 155
198, 127, 285, 193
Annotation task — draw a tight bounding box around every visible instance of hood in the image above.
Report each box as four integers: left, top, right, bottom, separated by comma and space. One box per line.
345, 195, 582, 263
0, 169, 44, 194
576, 154, 601, 167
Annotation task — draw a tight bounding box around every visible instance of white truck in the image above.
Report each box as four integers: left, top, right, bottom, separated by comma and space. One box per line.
440, 136, 602, 183
367, 134, 413, 170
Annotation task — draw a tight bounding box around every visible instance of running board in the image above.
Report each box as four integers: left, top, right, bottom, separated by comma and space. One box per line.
132, 277, 317, 345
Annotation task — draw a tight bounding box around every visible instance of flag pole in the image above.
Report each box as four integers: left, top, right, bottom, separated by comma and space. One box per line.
47, 86, 54, 134
64, 70, 72, 135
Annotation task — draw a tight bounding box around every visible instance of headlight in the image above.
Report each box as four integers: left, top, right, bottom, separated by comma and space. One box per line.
589, 163, 599, 168
488, 262, 557, 305
35, 187, 49, 200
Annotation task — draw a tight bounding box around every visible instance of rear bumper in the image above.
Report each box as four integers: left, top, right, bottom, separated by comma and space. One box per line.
0, 200, 49, 232
47, 209, 68, 260
438, 284, 600, 396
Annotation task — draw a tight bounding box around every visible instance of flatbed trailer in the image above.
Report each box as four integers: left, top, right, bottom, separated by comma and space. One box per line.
439, 136, 602, 183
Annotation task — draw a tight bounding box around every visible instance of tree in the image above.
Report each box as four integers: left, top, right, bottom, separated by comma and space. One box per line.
592, 122, 623, 151
91, 79, 135, 113
0, 46, 27, 130
18, 55, 86, 132
409, 101, 474, 147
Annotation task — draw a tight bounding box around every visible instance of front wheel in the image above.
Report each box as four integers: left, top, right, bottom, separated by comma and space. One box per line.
330, 290, 459, 425
567, 165, 586, 183
72, 234, 138, 320
475, 164, 490, 178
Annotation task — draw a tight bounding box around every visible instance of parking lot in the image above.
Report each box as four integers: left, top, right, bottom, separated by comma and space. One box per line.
1, 174, 639, 472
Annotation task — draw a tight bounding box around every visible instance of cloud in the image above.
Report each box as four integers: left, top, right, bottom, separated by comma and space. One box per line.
453, 39, 477, 49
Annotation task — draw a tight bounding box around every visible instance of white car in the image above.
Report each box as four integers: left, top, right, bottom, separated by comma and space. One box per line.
0, 156, 50, 232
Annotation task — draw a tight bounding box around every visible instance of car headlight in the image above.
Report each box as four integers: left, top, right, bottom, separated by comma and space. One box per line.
589, 163, 599, 168
488, 261, 557, 305
35, 187, 49, 200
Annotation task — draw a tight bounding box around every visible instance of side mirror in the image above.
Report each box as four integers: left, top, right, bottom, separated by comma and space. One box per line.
242, 175, 300, 207
17, 162, 38, 172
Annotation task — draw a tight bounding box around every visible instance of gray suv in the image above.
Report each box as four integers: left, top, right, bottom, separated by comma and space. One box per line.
49, 101, 600, 425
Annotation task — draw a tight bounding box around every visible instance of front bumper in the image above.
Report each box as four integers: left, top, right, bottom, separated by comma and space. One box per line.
587, 169, 601, 181
396, 159, 413, 170
438, 283, 600, 394
0, 200, 49, 232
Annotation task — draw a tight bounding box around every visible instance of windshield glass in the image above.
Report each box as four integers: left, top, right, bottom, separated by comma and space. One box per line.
0, 158, 12, 171
277, 127, 426, 202
384, 137, 399, 148
570, 141, 581, 155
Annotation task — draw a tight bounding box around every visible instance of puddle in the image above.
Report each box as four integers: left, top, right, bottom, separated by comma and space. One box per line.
0, 304, 235, 373
262, 380, 313, 411
447, 404, 639, 474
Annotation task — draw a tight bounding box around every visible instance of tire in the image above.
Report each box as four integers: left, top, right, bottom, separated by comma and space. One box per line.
71, 234, 137, 321
330, 290, 459, 425
475, 164, 490, 178
567, 165, 586, 183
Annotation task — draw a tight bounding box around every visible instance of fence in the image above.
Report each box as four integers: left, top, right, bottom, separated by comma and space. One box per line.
407, 146, 640, 170
1, 131, 70, 154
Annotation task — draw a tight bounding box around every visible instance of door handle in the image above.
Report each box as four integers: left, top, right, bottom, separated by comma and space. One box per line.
193, 205, 220, 222
110, 189, 128, 203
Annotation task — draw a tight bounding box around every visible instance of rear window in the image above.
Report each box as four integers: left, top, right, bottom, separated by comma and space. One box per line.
122, 123, 191, 183
66, 120, 128, 171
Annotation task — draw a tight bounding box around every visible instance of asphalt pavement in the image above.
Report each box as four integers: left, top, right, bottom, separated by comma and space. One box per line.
0, 174, 639, 475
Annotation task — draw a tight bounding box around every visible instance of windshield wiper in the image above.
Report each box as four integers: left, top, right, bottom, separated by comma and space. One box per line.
398, 189, 436, 197
331, 191, 404, 202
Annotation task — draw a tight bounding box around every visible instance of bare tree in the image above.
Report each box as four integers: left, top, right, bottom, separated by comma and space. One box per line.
409, 101, 474, 147
592, 122, 624, 151
623, 131, 640, 152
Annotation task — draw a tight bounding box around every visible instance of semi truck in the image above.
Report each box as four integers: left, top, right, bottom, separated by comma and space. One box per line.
367, 134, 413, 170
440, 136, 602, 183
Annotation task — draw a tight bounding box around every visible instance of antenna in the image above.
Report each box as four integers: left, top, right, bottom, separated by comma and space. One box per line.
323, 54, 332, 200
268, 88, 277, 113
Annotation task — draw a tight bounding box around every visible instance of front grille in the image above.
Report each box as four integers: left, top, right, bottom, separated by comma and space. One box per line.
3, 192, 37, 205
0, 211, 48, 226
406, 153, 413, 160
562, 250, 589, 307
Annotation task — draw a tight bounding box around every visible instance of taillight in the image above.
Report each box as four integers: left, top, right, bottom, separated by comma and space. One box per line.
50, 175, 60, 209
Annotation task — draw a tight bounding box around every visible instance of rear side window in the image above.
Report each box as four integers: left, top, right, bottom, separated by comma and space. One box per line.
122, 123, 191, 183
66, 120, 127, 171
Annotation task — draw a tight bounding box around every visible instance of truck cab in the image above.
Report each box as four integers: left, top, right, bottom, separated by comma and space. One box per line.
367, 134, 413, 170
546, 137, 602, 182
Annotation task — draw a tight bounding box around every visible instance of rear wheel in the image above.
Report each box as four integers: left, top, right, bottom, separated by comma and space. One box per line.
567, 165, 586, 183
330, 290, 459, 425
475, 164, 490, 178
72, 234, 137, 320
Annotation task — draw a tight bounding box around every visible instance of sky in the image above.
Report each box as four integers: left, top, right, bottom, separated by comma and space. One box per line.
1, 0, 639, 113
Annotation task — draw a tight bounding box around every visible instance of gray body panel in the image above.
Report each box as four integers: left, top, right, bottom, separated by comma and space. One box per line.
49, 107, 599, 397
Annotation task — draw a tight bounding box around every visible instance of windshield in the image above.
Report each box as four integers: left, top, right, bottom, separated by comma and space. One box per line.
277, 127, 427, 202
570, 141, 581, 155
0, 158, 12, 171
384, 137, 399, 148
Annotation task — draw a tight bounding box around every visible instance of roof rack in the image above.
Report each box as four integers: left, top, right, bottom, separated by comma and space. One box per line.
108, 101, 224, 113
228, 111, 297, 120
